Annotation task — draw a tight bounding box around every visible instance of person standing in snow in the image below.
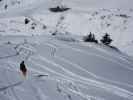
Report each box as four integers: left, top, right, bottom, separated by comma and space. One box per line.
20, 61, 27, 77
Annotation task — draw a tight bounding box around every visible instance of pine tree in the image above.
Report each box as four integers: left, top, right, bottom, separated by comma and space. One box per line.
84, 32, 98, 43
92, 34, 98, 43
100, 33, 112, 45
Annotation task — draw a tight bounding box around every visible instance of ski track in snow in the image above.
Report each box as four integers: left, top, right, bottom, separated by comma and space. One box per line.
16, 36, 133, 99
48, 40, 133, 71
40, 41, 133, 89
30, 54, 133, 100
0, 0, 132, 99
35, 38, 133, 99
1, 36, 133, 100
54, 55, 133, 88
41, 40, 133, 84
69, 42, 133, 66
85, 43, 133, 66
0, 82, 22, 92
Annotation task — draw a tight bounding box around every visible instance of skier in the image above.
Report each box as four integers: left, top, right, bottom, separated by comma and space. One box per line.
20, 61, 27, 77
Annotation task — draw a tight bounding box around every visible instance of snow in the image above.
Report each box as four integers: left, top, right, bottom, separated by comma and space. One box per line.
0, 35, 132, 100
0, 2, 133, 55
0, 0, 133, 100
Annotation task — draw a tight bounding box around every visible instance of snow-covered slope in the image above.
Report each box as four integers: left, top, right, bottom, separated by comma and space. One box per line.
0, 1, 133, 100
0, 35, 133, 100
0, 0, 133, 56
0, 9, 133, 56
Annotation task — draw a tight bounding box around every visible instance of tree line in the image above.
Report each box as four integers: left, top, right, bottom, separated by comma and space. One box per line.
83, 32, 113, 46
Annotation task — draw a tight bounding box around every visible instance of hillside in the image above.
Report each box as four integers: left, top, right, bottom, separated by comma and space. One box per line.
0, 0, 133, 100
0, 0, 133, 56
0, 35, 133, 100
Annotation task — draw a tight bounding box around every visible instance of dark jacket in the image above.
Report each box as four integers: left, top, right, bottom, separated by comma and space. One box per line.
20, 61, 27, 74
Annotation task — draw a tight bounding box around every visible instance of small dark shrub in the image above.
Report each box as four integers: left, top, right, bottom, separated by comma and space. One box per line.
24, 18, 30, 24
